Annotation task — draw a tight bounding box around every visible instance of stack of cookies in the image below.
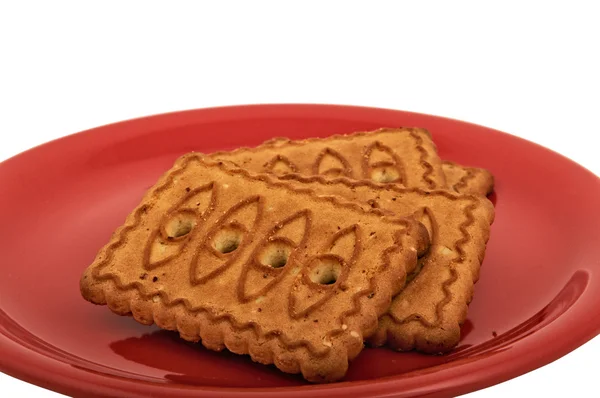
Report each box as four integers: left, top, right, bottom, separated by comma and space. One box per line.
80, 128, 495, 382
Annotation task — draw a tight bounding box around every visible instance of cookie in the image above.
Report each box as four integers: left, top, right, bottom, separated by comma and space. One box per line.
80, 154, 430, 382
275, 172, 494, 353
442, 161, 494, 196
209, 128, 447, 190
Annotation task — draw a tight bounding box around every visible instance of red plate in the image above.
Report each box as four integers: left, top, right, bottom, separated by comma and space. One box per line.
1, 105, 599, 398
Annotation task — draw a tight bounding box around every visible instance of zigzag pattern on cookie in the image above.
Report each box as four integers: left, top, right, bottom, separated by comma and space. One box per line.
275, 173, 494, 353
442, 161, 495, 196
209, 128, 446, 190
80, 154, 429, 382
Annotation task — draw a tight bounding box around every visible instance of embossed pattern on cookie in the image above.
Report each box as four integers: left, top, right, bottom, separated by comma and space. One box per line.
208, 128, 446, 190
442, 161, 495, 196
80, 154, 430, 382
276, 173, 495, 353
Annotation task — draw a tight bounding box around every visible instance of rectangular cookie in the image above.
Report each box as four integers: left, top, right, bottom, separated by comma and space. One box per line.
442, 161, 495, 196
80, 154, 430, 382
208, 128, 447, 190
275, 172, 494, 353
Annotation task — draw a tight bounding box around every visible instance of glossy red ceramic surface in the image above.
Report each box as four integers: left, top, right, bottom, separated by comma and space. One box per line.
0, 105, 599, 398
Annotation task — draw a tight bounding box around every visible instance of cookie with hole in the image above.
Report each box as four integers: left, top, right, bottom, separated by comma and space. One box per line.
80, 154, 430, 382
221, 132, 496, 197
273, 172, 495, 354
442, 161, 495, 196
207, 127, 447, 190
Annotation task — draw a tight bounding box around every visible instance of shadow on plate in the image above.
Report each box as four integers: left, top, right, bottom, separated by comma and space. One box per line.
105, 270, 588, 385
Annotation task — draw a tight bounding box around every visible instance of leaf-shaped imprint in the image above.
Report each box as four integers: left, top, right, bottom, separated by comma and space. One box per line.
362, 141, 406, 185
263, 155, 298, 175
312, 148, 353, 178
190, 196, 263, 285
237, 210, 312, 302
405, 207, 440, 283
288, 225, 361, 319
143, 183, 218, 270
413, 207, 439, 246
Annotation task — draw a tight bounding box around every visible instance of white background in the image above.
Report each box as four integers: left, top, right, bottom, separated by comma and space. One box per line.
1, 1, 598, 397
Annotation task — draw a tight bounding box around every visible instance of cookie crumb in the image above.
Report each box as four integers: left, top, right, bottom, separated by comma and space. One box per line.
367, 199, 379, 208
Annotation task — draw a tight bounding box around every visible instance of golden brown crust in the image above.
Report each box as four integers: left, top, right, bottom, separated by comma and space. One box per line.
273, 172, 495, 353
208, 128, 447, 190
442, 161, 495, 196
80, 154, 429, 382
